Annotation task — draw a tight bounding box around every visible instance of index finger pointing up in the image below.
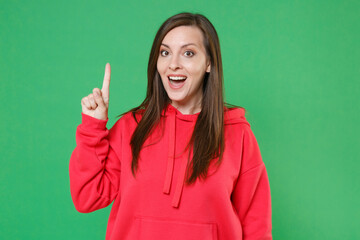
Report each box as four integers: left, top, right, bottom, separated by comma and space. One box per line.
102, 63, 111, 104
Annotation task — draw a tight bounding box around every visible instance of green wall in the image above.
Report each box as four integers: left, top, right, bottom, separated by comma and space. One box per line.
1, 0, 359, 239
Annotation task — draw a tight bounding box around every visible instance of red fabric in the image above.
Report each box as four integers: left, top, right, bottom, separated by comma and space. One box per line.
69, 104, 272, 239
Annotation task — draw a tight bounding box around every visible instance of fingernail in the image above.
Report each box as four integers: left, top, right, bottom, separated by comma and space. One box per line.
94, 91, 98, 97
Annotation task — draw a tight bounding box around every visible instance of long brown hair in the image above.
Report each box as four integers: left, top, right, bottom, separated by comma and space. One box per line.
121, 12, 225, 184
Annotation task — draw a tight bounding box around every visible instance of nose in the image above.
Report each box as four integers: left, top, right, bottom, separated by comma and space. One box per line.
168, 55, 181, 70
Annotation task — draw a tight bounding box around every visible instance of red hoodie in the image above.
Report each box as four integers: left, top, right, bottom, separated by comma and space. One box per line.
69, 104, 272, 239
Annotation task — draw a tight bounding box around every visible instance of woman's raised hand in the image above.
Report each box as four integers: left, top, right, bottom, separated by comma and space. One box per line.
81, 63, 111, 120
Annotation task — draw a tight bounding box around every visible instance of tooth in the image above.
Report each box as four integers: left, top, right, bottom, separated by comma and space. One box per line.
169, 76, 186, 80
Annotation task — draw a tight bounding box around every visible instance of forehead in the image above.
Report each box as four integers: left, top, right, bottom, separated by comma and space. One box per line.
161, 26, 205, 47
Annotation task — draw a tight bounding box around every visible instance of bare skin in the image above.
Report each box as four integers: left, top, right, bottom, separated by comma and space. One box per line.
81, 63, 111, 120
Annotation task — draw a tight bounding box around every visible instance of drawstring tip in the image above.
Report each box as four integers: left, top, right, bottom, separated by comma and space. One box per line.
172, 198, 180, 208
163, 186, 170, 195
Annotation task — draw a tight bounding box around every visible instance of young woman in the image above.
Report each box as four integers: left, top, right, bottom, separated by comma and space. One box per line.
69, 12, 272, 240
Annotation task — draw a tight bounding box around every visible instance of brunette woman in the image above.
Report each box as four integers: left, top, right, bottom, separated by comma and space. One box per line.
70, 12, 272, 240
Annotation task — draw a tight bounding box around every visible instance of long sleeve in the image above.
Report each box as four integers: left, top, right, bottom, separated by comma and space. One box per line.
231, 125, 272, 240
69, 113, 121, 213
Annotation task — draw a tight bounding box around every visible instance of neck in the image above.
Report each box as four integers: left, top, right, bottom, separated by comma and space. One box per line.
170, 99, 202, 115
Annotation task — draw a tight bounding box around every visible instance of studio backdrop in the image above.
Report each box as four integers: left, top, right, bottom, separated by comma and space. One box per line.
1, 0, 359, 239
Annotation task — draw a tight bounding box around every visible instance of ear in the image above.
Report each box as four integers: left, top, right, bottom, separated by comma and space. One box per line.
206, 60, 211, 73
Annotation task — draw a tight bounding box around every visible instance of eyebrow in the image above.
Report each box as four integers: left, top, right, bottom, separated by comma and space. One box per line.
161, 43, 198, 48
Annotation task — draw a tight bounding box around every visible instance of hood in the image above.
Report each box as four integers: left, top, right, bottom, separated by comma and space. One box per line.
161, 104, 250, 208
224, 106, 249, 126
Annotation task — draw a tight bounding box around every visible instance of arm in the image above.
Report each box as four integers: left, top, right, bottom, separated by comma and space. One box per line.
231, 125, 272, 239
69, 113, 121, 213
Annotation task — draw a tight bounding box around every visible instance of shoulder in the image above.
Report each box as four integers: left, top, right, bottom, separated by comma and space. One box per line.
109, 110, 142, 133
223, 106, 261, 146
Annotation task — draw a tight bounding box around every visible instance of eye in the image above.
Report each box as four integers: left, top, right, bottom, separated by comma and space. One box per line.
160, 50, 169, 57
184, 51, 194, 57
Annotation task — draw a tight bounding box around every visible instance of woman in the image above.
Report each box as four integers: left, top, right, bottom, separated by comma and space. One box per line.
69, 12, 272, 240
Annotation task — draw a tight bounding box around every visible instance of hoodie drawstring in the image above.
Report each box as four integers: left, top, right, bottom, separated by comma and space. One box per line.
171, 153, 188, 208
162, 107, 190, 208
163, 112, 175, 194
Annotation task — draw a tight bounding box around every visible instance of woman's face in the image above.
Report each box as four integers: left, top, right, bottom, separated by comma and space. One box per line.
157, 25, 211, 114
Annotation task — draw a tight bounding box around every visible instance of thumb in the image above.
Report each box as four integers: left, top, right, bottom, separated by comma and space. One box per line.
93, 88, 106, 109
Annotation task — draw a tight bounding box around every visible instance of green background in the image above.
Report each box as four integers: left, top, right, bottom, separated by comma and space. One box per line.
1, 0, 359, 239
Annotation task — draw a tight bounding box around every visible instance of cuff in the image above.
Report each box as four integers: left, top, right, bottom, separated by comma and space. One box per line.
81, 112, 108, 130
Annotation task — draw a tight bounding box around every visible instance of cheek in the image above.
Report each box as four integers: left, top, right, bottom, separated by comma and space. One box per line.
157, 62, 167, 84
185, 63, 206, 78
156, 62, 161, 74
156, 59, 164, 74
183, 57, 207, 76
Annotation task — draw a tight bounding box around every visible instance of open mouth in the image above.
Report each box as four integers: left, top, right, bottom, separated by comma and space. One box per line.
168, 76, 187, 89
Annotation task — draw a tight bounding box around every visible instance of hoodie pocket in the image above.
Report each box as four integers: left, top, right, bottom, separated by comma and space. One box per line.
133, 215, 217, 240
